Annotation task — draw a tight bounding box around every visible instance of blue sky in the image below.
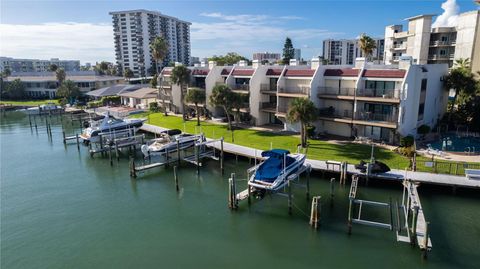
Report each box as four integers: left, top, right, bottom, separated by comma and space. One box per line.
1, 0, 478, 64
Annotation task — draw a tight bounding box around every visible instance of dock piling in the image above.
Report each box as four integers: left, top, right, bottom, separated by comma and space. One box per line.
75, 134, 80, 150
306, 168, 310, 200
288, 180, 292, 215
330, 178, 335, 205
176, 140, 181, 165
410, 206, 419, 246
62, 130, 66, 145
309, 196, 321, 229
228, 173, 238, 210
174, 166, 179, 191
220, 138, 224, 174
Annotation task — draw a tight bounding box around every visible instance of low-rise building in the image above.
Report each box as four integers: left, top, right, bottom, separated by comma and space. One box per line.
4, 71, 124, 98
119, 87, 158, 109
0, 57, 80, 73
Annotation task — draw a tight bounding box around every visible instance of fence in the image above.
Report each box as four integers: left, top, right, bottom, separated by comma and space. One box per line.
415, 160, 480, 176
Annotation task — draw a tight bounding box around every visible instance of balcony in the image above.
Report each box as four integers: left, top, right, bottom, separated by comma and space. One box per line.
392, 44, 407, 50
429, 40, 456, 47
232, 84, 249, 93
428, 54, 455, 60
353, 111, 398, 128
260, 102, 277, 112
317, 87, 355, 98
260, 84, 277, 94
356, 88, 401, 103
318, 107, 353, 123
278, 86, 310, 97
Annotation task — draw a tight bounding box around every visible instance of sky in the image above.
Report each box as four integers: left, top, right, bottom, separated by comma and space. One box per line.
0, 0, 479, 64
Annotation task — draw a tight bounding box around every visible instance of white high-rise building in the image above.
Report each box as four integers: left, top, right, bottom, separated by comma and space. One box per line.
322, 38, 384, 65
384, 10, 480, 72
253, 52, 281, 63
110, 9, 191, 77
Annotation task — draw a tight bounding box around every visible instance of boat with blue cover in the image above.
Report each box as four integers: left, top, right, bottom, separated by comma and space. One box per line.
248, 149, 306, 191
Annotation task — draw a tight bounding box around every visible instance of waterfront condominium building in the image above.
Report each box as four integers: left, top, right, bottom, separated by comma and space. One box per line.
109, 9, 191, 77
252, 52, 281, 63
158, 57, 448, 144
0, 57, 80, 73
384, 10, 480, 72
322, 38, 385, 65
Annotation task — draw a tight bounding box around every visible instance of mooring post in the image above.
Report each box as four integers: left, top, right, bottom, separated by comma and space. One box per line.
99, 135, 104, 154
33, 115, 37, 130
306, 168, 310, 200
62, 130, 66, 145
109, 146, 113, 166
174, 165, 179, 192
366, 162, 371, 186
130, 156, 137, 178
28, 114, 32, 128
195, 144, 200, 174
115, 140, 120, 161
410, 206, 419, 246
288, 180, 292, 215
422, 221, 430, 259
309, 196, 321, 229
347, 198, 353, 235
228, 173, 237, 210
330, 178, 335, 205
75, 134, 80, 150
220, 138, 224, 174
176, 140, 181, 165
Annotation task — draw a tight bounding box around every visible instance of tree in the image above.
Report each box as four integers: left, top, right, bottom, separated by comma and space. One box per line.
282, 37, 295, 64
3, 68, 11, 77
56, 68, 66, 84
185, 88, 206, 126
57, 80, 81, 103
124, 68, 134, 81
209, 84, 234, 132
150, 36, 168, 74
286, 98, 317, 148
454, 58, 471, 71
170, 65, 191, 120
0, 68, 11, 97
358, 33, 377, 60
445, 67, 478, 110
4, 78, 25, 99
230, 92, 248, 125
208, 52, 249, 66
150, 74, 158, 88
48, 64, 58, 72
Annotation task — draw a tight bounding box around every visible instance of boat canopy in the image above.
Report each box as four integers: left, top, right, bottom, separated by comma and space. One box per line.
261, 149, 290, 158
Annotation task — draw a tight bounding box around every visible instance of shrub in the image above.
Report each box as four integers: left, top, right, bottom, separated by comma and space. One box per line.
101, 96, 121, 106
87, 100, 102, 108
400, 135, 414, 147
306, 125, 316, 138
417, 125, 431, 135
396, 146, 415, 157
149, 102, 159, 112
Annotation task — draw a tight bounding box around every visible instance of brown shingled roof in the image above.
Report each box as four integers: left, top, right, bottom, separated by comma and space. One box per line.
324, 68, 359, 77
266, 68, 283, 76
232, 69, 254, 76
284, 69, 315, 77
362, 69, 406, 78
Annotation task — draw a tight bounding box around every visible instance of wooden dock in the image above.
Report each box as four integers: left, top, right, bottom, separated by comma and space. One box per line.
138, 124, 480, 189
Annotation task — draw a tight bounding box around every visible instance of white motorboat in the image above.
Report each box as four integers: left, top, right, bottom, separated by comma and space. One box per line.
22, 103, 63, 115
80, 113, 144, 143
248, 149, 306, 192
141, 129, 205, 158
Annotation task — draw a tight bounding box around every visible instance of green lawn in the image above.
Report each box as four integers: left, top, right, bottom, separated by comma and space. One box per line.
133, 112, 478, 174
0, 99, 60, 106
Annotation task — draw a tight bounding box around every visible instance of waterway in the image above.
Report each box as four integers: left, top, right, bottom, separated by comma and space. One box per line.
1, 112, 479, 268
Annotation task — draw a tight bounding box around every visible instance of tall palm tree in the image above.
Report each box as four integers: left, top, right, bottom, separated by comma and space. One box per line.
454, 58, 471, 71
170, 65, 191, 120
150, 36, 168, 74
56, 68, 66, 84
286, 98, 317, 148
358, 33, 377, 61
185, 88, 206, 126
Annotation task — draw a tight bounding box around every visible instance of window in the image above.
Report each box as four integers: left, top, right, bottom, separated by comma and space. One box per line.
421, 79, 427, 92
439, 49, 447, 56
418, 103, 425, 120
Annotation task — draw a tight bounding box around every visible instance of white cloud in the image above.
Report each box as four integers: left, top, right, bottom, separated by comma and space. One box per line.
0, 22, 114, 64
192, 12, 341, 58
432, 0, 459, 28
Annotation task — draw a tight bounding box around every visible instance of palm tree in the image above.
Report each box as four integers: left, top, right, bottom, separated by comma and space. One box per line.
185, 88, 206, 126
48, 64, 58, 72
124, 68, 134, 81
150, 36, 168, 74
170, 65, 191, 120
57, 80, 81, 104
209, 84, 234, 131
56, 68, 66, 84
286, 98, 317, 148
358, 33, 377, 61
445, 67, 478, 114
454, 58, 471, 71
230, 92, 248, 126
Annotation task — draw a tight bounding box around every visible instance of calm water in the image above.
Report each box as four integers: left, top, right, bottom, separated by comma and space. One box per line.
1, 112, 479, 269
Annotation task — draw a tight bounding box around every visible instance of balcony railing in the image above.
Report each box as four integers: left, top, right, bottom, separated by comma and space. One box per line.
260, 102, 277, 110
260, 84, 277, 92
392, 44, 406, 49
428, 54, 455, 60
429, 40, 456, 46
354, 111, 398, 123
233, 84, 250, 92
318, 87, 355, 96
278, 86, 310, 95
357, 88, 401, 99
318, 107, 353, 119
